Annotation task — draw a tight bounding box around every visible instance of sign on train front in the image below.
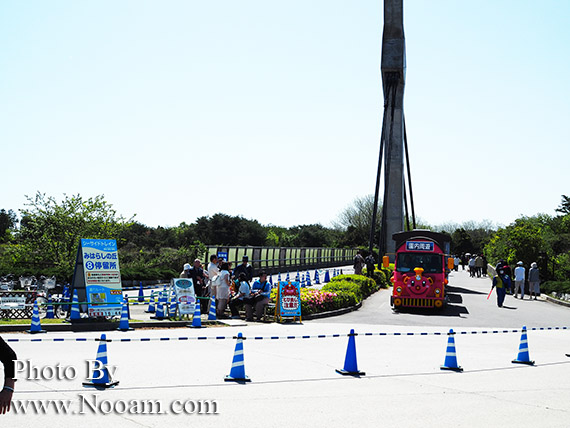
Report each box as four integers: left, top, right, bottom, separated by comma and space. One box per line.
72, 239, 123, 317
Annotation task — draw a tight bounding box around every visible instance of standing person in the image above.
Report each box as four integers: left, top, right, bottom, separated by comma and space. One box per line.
233, 256, 253, 282
248, 271, 272, 322
468, 255, 476, 277
229, 273, 252, 320
491, 267, 511, 308
474, 254, 484, 278
188, 259, 207, 313
364, 253, 375, 278
353, 251, 365, 275
0, 336, 16, 414
453, 255, 460, 272
460, 254, 466, 271
513, 261, 526, 299
207, 255, 220, 300
528, 262, 540, 300
216, 262, 231, 318
481, 255, 488, 277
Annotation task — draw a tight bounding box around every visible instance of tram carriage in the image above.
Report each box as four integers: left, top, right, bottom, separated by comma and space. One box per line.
389, 230, 453, 310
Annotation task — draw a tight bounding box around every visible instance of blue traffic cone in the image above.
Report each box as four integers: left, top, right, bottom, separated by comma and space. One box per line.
277, 273, 282, 283
306, 271, 312, 286
190, 301, 202, 328
286, 272, 290, 282
124, 294, 130, 319
315, 270, 320, 284
69, 289, 81, 321
225, 332, 251, 382
28, 300, 46, 334
336, 329, 365, 376
324, 270, 330, 282
208, 297, 217, 320
441, 329, 463, 372
295, 271, 300, 282
300, 275, 305, 288
169, 295, 177, 318
151, 293, 165, 320
117, 300, 133, 331
83, 334, 119, 389
269, 275, 273, 285
145, 294, 156, 313
45, 297, 55, 319
512, 326, 535, 365
138, 282, 144, 302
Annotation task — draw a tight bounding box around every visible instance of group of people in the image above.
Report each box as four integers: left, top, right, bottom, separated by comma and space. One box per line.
451, 253, 488, 277
491, 260, 541, 307
180, 255, 271, 322
353, 250, 376, 278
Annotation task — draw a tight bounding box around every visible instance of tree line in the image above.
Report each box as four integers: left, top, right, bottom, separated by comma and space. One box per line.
1, 192, 567, 283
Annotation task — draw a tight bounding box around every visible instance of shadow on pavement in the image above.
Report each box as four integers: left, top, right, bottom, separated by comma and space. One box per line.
392, 303, 469, 317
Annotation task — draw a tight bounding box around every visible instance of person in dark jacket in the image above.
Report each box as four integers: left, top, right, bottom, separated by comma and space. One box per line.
0, 336, 16, 414
233, 256, 253, 282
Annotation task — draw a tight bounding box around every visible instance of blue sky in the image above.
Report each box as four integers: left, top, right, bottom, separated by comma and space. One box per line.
1, 1, 569, 229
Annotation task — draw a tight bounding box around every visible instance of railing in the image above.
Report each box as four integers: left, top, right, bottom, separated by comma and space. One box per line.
203, 246, 357, 275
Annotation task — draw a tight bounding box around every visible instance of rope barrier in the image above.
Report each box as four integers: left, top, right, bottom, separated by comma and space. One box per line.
4, 326, 568, 343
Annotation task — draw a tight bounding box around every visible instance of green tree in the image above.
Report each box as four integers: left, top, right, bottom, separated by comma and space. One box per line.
0, 209, 18, 243
555, 195, 570, 215
15, 192, 132, 274
334, 195, 381, 247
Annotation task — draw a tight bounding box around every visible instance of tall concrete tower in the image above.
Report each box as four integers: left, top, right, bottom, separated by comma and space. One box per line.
379, 0, 406, 259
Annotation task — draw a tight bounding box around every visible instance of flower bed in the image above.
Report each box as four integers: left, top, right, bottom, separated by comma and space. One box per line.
270, 273, 383, 316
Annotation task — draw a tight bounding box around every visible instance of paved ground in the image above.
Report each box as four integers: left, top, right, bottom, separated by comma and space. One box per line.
318, 268, 570, 328
1, 269, 569, 427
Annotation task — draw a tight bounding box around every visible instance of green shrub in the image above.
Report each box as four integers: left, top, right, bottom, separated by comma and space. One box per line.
541, 281, 570, 296
322, 274, 380, 301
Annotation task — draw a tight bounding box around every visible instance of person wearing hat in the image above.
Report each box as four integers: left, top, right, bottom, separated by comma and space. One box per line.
180, 263, 192, 278
513, 261, 526, 299
491, 267, 511, 308
233, 255, 253, 282
528, 262, 540, 300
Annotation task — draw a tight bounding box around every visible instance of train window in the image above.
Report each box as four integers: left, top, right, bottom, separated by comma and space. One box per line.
396, 253, 443, 274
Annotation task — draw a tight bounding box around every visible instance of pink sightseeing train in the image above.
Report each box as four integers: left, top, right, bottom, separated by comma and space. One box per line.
389, 230, 452, 310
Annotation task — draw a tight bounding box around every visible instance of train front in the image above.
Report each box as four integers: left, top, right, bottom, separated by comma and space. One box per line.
390, 232, 449, 309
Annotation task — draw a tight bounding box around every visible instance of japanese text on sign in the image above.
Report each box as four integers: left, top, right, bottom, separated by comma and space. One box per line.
406, 241, 434, 252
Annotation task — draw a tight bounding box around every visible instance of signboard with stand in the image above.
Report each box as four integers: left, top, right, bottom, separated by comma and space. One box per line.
71, 239, 123, 318
172, 278, 196, 316
277, 281, 302, 323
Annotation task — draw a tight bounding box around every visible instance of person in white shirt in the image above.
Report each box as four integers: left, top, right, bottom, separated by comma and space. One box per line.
207, 255, 220, 299
513, 261, 526, 299
216, 262, 231, 318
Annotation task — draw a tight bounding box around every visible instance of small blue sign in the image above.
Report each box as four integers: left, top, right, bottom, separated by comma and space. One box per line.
406, 241, 434, 252
217, 251, 228, 261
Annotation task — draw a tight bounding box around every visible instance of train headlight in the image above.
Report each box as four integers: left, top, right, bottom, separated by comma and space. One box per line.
435, 288, 441, 295
396, 287, 402, 294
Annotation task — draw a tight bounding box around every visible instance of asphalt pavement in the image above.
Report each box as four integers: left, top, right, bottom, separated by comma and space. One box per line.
1, 268, 569, 427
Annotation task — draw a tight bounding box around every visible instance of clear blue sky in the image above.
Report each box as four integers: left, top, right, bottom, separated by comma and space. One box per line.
1, 1, 569, 229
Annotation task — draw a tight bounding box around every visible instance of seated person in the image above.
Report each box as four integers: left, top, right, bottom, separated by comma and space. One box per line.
229, 273, 253, 320
246, 271, 272, 322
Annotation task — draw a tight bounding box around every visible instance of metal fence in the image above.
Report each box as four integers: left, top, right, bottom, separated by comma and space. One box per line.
203, 246, 357, 275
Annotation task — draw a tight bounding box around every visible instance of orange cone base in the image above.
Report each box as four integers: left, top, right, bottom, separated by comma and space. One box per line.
512, 359, 535, 366
335, 369, 365, 376
224, 375, 251, 383
440, 365, 463, 372
82, 380, 120, 389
